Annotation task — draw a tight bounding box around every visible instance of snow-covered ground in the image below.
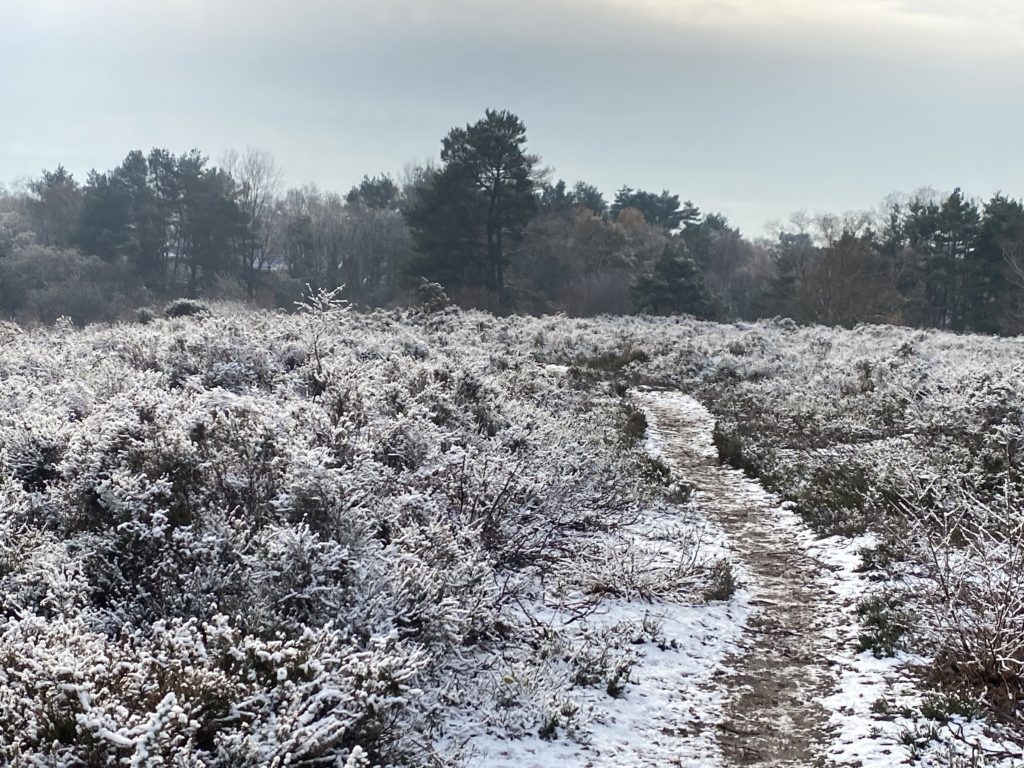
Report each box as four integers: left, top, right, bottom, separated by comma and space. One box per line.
459, 594, 750, 767
810, 527, 1024, 768
638, 390, 1023, 767
446, 394, 752, 765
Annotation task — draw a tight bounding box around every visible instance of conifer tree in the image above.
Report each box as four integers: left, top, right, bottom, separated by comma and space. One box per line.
405, 110, 537, 302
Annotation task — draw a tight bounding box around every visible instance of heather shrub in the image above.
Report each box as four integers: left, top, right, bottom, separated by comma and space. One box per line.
164, 298, 210, 318
0, 304, 709, 764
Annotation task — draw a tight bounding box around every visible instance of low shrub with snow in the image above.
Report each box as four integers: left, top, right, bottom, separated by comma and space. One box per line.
7, 300, 1020, 759
0, 300, 707, 765
163, 297, 211, 318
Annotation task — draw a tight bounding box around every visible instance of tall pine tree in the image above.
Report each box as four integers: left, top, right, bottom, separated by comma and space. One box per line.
405, 110, 537, 304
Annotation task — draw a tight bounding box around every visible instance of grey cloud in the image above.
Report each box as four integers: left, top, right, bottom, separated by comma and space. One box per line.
1, 0, 1022, 235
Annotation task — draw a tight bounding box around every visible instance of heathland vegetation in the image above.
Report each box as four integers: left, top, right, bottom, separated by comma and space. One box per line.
0, 300, 1021, 764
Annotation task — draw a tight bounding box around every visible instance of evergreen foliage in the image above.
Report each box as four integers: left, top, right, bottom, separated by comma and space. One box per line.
611, 187, 690, 231
405, 109, 537, 303
3, 113, 1024, 332
631, 243, 716, 318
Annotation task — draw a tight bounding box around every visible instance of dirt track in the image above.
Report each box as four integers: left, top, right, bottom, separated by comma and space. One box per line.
638, 391, 845, 766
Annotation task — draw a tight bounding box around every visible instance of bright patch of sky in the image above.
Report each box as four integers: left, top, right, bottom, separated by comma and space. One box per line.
2, 0, 1022, 236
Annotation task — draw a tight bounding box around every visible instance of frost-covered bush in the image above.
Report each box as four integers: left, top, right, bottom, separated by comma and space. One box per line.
891, 481, 1024, 711
0, 303, 693, 764
164, 297, 210, 318
134, 307, 155, 325
416, 279, 450, 313
0, 615, 428, 766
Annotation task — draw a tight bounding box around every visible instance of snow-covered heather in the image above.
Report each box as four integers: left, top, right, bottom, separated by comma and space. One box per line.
2, 303, 1023, 765
445, 462, 749, 766
0, 302, 742, 766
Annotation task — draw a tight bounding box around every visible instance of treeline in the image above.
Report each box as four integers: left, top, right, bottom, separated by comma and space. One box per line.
3, 108, 1024, 333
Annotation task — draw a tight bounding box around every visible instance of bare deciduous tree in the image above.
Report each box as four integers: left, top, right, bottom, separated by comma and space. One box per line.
221, 147, 284, 287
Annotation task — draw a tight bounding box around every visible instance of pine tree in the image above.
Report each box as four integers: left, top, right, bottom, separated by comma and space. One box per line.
405, 110, 537, 303
631, 242, 715, 317
611, 187, 686, 231
974, 194, 1024, 333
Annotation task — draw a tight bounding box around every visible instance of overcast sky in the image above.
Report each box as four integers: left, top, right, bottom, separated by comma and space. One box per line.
2, 0, 1022, 236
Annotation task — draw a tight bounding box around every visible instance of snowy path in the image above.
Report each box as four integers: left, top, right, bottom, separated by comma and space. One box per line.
639, 390, 843, 766
639, 390, 1024, 768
